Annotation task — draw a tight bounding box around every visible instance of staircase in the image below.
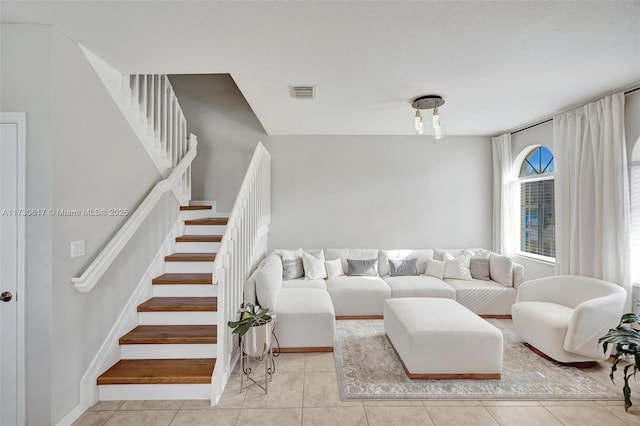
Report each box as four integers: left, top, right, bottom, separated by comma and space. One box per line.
97, 205, 228, 400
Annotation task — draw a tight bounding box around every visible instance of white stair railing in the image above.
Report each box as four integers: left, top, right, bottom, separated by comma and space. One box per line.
211, 142, 271, 402
71, 134, 197, 292
122, 74, 189, 177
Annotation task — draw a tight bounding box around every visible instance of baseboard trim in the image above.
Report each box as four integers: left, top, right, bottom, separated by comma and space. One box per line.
336, 315, 383, 320
278, 346, 333, 353
57, 217, 183, 426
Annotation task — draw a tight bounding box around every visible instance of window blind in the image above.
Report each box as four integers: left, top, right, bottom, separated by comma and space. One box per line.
520, 179, 555, 257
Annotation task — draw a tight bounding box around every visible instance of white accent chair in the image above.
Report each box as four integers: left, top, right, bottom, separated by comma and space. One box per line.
511, 275, 626, 364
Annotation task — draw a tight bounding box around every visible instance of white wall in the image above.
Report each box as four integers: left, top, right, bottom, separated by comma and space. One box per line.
169, 74, 266, 211
263, 135, 492, 249
0, 24, 54, 426
1, 24, 180, 424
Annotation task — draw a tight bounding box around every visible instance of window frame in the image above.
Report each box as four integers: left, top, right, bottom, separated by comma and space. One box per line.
514, 145, 556, 263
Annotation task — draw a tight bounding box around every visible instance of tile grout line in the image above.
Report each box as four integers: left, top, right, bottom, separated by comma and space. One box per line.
167, 408, 180, 426
543, 405, 569, 426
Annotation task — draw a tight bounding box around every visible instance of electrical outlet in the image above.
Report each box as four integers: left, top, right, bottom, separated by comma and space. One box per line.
70, 240, 85, 258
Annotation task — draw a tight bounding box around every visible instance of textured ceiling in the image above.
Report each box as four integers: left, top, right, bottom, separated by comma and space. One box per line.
1, 1, 638, 136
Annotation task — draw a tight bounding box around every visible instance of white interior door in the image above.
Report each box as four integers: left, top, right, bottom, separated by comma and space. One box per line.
0, 113, 26, 426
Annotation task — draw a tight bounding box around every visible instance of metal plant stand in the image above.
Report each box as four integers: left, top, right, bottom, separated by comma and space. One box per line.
240, 319, 276, 394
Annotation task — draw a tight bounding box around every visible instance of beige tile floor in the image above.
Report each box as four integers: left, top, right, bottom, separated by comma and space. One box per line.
74, 320, 640, 426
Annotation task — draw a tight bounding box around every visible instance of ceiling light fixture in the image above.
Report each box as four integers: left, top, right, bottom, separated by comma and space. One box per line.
411, 95, 445, 139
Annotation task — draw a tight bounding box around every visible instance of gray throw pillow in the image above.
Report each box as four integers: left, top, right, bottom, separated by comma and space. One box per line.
470, 250, 491, 281
282, 258, 304, 280
347, 258, 378, 276
389, 258, 419, 277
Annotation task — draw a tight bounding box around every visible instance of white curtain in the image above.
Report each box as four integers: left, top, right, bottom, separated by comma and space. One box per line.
492, 133, 515, 256
554, 93, 631, 302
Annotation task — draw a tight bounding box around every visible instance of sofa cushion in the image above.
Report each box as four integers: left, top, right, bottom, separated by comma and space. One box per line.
490, 252, 514, 287
326, 275, 391, 316
442, 251, 472, 280
445, 278, 516, 315
389, 258, 419, 277
301, 250, 328, 280
281, 278, 327, 290
511, 301, 577, 362
379, 249, 434, 276
255, 255, 283, 310
325, 248, 379, 274
384, 275, 456, 299
347, 258, 378, 276
274, 288, 335, 348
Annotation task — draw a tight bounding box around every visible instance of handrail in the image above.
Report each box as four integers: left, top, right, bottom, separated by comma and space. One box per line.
71, 135, 198, 293
211, 141, 270, 401
211, 142, 270, 281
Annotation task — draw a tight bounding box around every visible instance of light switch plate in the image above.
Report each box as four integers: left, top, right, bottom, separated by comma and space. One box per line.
71, 240, 85, 258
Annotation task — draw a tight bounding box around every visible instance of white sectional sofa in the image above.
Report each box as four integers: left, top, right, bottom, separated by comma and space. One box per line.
244, 248, 524, 351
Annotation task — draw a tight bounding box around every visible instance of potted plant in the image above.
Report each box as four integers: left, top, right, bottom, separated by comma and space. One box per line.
599, 300, 640, 412
228, 303, 274, 357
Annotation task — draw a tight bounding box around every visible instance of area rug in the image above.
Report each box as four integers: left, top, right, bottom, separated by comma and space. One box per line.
334, 320, 621, 400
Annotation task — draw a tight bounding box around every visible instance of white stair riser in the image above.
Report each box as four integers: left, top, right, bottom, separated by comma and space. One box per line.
165, 261, 213, 274
99, 384, 211, 401
121, 343, 217, 359
138, 311, 217, 325
175, 242, 221, 253
180, 210, 214, 221
152, 284, 217, 298
185, 225, 227, 235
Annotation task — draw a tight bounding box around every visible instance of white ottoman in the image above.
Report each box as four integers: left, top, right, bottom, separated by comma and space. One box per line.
384, 298, 503, 379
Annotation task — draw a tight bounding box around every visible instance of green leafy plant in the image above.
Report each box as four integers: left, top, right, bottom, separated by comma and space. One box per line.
227, 303, 272, 337
599, 301, 640, 411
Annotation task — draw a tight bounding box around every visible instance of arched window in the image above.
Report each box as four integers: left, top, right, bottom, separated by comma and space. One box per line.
518, 146, 555, 259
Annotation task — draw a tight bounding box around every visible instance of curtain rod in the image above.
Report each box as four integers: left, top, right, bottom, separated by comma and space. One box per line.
509, 86, 640, 136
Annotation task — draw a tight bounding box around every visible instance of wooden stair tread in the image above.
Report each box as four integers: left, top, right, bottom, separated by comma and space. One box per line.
185, 218, 228, 226
179, 205, 212, 211
176, 235, 223, 243
120, 325, 217, 344
138, 297, 217, 312
152, 273, 212, 285
164, 253, 216, 262
97, 358, 215, 385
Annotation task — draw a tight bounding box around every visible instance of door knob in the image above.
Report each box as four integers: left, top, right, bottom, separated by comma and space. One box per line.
0, 291, 12, 302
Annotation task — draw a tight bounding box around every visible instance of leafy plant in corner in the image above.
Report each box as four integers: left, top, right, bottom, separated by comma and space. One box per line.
227, 303, 272, 337
599, 300, 640, 411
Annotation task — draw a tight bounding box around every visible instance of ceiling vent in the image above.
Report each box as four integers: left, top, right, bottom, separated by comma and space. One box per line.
289, 85, 316, 99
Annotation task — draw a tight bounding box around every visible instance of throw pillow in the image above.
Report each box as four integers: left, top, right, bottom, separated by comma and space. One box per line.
255, 256, 283, 310
325, 258, 345, 278
389, 257, 419, 277
425, 259, 445, 279
490, 252, 514, 287
282, 257, 304, 280
442, 251, 472, 280
347, 258, 378, 276
470, 249, 491, 281
301, 250, 327, 280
